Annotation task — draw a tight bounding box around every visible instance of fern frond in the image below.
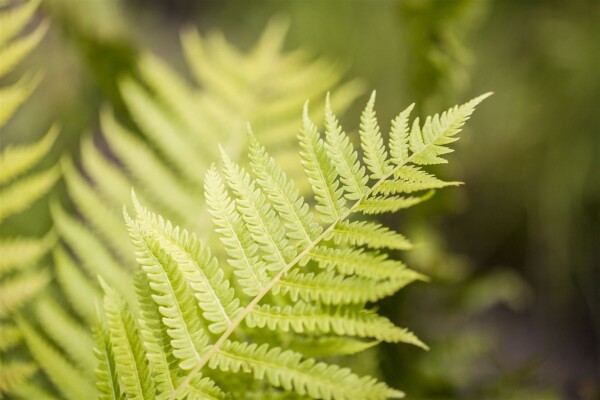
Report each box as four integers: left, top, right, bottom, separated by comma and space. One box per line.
77, 67, 490, 399
209, 341, 404, 400
49, 20, 361, 360
165, 93, 488, 398
27, 21, 367, 400
179, 18, 364, 148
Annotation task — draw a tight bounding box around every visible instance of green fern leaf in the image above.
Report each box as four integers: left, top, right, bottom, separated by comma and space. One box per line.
308, 246, 420, 281
85, 90, 489, 399
248, 131, 322, 247
389, 104, 415, 166
209, 341, 404, 400
220, 149, 297, 270
125, 210, 208, 370
328, 220, 412, 250
407, 93, 492, 165
132, 199, 243, 333
183, 373, 228, 400
359, 92, 393, 179
101, 281, 156, 400
324, 94, 368, 201
247, 302, 427, 348
94, 316, 125, 400
299, 104, 347, 223
372, 165, 461, 195
46, 33, 362, 400
205, 165, 269, 297
274, 269, 418, 305
134, 271, 179, 398
0, 2, 63, 397
357, 191, 434, 215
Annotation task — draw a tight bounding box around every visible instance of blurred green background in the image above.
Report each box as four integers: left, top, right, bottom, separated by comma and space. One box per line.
3, 0, 598, 398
